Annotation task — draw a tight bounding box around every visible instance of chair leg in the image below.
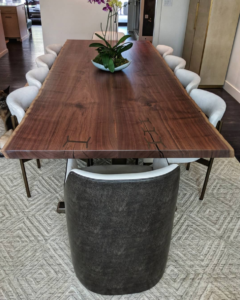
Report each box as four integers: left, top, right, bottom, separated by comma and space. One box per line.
199, 158, 214, 201
36, 159, 41, 169
19, 159, 31, 198
186, 163, 191, 170
87, 159, 94, 166
112, 159, 127, 165
57, 201, 65, 214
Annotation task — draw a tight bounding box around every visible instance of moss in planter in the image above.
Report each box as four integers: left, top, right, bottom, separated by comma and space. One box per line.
93, 55, 129, 68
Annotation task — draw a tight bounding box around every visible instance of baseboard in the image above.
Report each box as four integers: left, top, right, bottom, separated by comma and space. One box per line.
17, 33, 29, 42
224, 81, 240, 103
199, 85, 223, 89
0, 48, 8, 58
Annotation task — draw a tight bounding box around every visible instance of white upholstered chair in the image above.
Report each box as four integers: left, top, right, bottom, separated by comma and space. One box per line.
156, 45, 173, 58
26, 67, 49, 90
175, 69, 201, 94
144, 90, 227, 200
65, 158, 178, 182
92, 31, 125, 41
46, 44, 62, 57
6, 86, 40, 198
36, 54, 56, 70
7, 86, 39, 124
164, 55, 186, 73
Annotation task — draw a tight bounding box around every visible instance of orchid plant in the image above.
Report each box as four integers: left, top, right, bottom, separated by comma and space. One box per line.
88, 0, 133, 73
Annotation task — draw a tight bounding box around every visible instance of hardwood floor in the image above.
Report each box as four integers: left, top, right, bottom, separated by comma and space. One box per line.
0, 25, 239, 160
0, 26, 44, 91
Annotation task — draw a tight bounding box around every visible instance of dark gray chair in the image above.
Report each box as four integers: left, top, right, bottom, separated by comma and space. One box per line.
64, 159, 180, 295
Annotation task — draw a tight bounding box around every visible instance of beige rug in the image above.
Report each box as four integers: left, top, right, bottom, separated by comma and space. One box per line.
1, 118, 240, 300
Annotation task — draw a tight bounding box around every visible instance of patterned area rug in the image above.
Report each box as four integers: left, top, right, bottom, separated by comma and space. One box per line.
1, 118, 240, 300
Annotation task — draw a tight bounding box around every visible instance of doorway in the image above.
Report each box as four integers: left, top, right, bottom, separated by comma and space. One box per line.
118, 0, 129, 25
26, 0, 41, 25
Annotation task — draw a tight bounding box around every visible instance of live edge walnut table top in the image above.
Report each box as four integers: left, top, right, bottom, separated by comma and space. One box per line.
3, 40, 234, 159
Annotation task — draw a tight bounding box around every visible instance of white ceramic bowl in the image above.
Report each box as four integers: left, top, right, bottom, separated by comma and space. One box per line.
91, 60, 131, 72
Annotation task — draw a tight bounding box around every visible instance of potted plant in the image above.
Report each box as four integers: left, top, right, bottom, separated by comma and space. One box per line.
88, 0, 133, 73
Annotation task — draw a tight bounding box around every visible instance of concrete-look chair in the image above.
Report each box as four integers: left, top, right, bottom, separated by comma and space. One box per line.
64, 158, 180, 295
175, 69, 201, 94
46, 44, 62, 57
26, 67, 49, 90
164, 55, 186, 73
143, 90, 226, 200
156, 45, 173, 58
6, 86, 40, 198
92, 31, 125, 41
36, 54, 56, 70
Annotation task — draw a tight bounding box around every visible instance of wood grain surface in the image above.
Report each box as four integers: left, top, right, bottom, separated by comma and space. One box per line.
2, 40, 234, 159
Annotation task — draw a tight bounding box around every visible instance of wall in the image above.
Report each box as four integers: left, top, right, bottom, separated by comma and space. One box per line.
224, 17, 240, 103
153, 0, 190, 57
127, 0, 135, 32
40, 0, 108, 48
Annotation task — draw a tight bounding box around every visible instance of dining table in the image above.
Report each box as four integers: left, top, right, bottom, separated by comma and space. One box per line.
2, 40, 234, 160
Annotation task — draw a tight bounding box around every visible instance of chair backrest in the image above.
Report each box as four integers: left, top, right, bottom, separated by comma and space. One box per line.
164, 55, 186, 73
64, 160, 180, 294
6, 86, 39, 124
190, 89, 226, 127
92, 31, 125, 41
156, 45, 173, 58
26, 67, 49, 89
46, 44, 62, 57
36, 54, 56, 69
175, 69, 201, 94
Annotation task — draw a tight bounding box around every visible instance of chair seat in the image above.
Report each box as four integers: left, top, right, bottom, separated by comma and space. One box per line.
82, 164, 152, 175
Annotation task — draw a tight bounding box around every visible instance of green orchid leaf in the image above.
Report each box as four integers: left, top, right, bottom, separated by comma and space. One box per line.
89, 43, 108, 48
95, 33, 112, 49
108, 58, 115, 73
113, 35, 132, 48
115, 42, 132, 55
117, 43, 133, 55
98, 48, 115, 58
115, 43, 132, 57
101, 54, 110, 69
116, 42, 132, 49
